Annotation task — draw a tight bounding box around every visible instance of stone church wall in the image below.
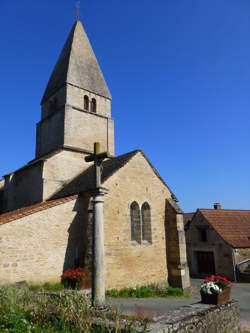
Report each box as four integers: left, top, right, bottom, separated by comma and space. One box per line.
186, 211, 235, 280
42, 150, 89, 200
103, 152, 172, 289
64, 105, 114, 155
2, 163, 44, 213
66, 84, 111, 118
36, 109, 65, 158
0, 179, 4, 213
41, 86, 67, 120
0, 196, 89, 285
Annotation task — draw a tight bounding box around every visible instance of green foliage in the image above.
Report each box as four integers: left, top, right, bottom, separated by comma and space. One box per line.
0, 286, 143, 332
244, 265, 250, 273
106, 284, 184, 298
28, 282, 64, 292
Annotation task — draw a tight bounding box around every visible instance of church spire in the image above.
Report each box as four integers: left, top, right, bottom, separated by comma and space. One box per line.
41, 20, 111, 104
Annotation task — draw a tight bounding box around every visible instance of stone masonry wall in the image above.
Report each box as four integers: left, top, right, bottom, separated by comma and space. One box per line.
146, 301, 240, 333
2, 163, 44, 213
64, 105, 114, 155
0, 196, 89, 285
102, 152, 173, 290
165, 200, 190, 289
66, 85, 111, 118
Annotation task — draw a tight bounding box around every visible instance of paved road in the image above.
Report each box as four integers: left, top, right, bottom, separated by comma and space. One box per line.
106, 279, 250, 329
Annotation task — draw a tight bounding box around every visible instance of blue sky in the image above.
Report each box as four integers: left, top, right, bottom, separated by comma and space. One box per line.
0, 0, 249, 211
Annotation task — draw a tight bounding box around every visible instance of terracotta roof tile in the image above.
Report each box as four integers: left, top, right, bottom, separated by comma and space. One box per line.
0, 195, 77, 226
199, 209, 250, 248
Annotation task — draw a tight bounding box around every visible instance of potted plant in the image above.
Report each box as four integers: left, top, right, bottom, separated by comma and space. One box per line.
200, 275, 232, 305
61, 268, 87, 290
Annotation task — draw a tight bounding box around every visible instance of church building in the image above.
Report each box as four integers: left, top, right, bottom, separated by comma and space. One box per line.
0, 20, 190, 290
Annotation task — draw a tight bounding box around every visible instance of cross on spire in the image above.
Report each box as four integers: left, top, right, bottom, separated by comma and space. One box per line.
75, 1, 80, 21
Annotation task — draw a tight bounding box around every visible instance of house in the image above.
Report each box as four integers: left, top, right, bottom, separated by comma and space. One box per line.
185, 203, 250, 281
0, 20, 190, 290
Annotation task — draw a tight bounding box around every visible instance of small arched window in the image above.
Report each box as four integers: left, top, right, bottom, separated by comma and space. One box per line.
130, 201, 141, 243
141, 202, 152, 243
91, 98, 97, 113
84, 95, 89, 111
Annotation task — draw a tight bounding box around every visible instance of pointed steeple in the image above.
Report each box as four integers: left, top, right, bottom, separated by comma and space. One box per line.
41, 20, 111, 104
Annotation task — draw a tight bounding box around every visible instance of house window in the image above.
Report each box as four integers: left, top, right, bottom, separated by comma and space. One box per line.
141, 202, 152, 243
84, 95, 89, 111
130, 201, 141, 243
198, 228, 207, 242
91, 98, 97, 113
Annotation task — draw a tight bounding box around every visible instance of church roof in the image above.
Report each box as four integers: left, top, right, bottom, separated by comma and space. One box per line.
52, 150, 177, 200
0, 150, 177, 226
0, 195, 77, 226
41, 20, 111, 104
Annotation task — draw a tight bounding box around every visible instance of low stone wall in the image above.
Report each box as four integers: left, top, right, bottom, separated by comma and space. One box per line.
147, 300, 240, 333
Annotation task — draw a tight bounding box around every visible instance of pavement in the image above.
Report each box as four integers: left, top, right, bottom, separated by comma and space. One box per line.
106, 279, 250, 330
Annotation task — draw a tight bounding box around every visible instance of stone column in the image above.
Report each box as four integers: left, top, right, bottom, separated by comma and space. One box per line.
165, 198, 190, 290
92, 187, 108, 306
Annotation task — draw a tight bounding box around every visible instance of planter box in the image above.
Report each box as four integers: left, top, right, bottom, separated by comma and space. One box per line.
200, 287, 231, 305
64, 279, 92, 290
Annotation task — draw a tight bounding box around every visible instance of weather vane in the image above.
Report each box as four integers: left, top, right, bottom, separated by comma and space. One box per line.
76, 1, 80, 21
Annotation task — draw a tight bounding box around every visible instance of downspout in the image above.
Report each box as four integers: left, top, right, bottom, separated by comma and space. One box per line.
231, 248, 237, 282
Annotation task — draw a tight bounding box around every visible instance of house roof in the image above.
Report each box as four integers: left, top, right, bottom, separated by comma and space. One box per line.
184, 212, 195, 225
198, 208, 250, 248
0, 195, 77, 226
41, 20, 111, 104
0, 150, 176, 226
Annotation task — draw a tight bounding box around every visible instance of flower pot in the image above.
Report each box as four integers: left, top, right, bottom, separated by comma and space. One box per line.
77, 279, 92, 290
200, 287, 231, 305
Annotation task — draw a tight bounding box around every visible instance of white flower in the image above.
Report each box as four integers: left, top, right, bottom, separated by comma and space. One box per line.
201, 282, 222, 295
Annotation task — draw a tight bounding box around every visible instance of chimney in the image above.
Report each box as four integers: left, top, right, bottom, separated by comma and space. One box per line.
214, 203, 222, 210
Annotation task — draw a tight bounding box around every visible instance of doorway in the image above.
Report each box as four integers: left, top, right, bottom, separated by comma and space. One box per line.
196, 251, 215, 275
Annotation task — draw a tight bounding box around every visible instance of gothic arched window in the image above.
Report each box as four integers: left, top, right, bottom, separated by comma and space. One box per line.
141, 202, 152, 243
84, 95, 89, 111
91, 98, 97, 113
130, 201, 141, 243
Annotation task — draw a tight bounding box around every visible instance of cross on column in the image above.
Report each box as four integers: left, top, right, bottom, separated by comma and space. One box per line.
85, 142, 110, 307
85, 142, 111, 188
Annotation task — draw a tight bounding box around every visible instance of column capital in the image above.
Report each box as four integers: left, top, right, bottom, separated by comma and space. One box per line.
91, 187, 109, 197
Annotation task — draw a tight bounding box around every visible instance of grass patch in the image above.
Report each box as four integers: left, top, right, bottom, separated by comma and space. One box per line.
106, 284, 184, 298
28, 282, 64, 292
0, 286, 145, 332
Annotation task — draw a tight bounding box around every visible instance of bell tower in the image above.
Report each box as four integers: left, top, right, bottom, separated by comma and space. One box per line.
36, 20, 114, 158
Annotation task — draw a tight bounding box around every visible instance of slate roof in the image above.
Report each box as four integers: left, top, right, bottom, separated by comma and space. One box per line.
41, 20, 111, 104
0, 150, 176, 226
198, 209, 250, 248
